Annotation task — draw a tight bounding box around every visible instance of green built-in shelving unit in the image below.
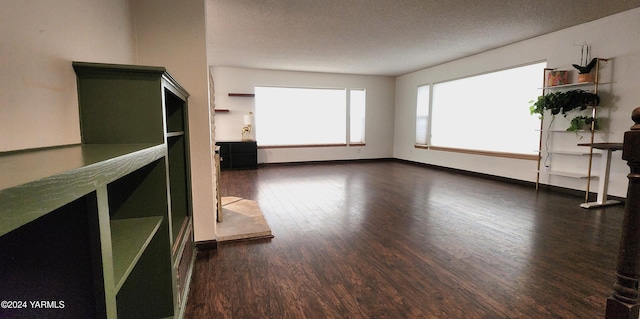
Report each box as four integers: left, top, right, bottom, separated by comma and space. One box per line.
0, 62, 196, 319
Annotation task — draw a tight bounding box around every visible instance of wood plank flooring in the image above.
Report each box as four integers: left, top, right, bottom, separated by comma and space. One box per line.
184, 160, 625, 318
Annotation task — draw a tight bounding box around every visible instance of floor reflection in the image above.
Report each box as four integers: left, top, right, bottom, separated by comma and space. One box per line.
214, 161, 625, 317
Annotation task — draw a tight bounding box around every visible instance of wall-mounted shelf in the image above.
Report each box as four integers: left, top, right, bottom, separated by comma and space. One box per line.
228, 93, 255, 97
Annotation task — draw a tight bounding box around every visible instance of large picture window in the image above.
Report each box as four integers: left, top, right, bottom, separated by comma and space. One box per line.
429, 62, 545, 156
255, 86, 365, 147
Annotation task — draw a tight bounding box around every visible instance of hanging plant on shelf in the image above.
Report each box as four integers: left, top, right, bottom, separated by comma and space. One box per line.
567, 115, 599, 132
529, 89, 600, 119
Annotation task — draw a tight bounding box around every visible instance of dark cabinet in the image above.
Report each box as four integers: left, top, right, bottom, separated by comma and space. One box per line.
216, 141, 258, 170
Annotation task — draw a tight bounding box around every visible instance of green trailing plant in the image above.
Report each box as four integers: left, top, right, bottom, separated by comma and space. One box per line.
567, 116, 599, 132
529, 89, 600, 119
573, 57, 598, 74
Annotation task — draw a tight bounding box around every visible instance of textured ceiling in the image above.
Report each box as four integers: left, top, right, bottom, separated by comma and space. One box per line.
206, 0, 640, 76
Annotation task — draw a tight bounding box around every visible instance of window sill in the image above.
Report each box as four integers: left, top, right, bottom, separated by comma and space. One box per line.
414, 144, 538, 161
259, 144, 348, 149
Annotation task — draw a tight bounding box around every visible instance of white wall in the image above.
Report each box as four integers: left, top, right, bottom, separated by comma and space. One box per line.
0, 0, 136, 152
212, 67, 396, 163
394, 8, 640, 198
133, 0, 216, 242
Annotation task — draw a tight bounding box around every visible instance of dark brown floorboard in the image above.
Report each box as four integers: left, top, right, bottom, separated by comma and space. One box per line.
184, 160, 625, 318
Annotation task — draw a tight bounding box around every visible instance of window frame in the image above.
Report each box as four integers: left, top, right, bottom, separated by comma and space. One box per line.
414, 61, 545, 161
348, 88, 366, 146
415, 84, 431, 146
254, 86, 366, 149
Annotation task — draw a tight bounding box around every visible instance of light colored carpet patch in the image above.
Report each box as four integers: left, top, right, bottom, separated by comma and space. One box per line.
216, 196, 273, 242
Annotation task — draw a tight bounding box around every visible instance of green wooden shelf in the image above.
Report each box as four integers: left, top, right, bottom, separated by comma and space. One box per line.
167, 131, 185, 138
111, 216, 163, 292
72, 62, 195, 318
0, 143, 164, 237
0, 62, 196, 319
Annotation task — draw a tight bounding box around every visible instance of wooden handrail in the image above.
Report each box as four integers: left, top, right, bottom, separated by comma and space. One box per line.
605, 107, 640, 318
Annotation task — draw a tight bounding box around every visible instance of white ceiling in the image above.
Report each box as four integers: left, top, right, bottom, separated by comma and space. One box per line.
206, 0, 640, 76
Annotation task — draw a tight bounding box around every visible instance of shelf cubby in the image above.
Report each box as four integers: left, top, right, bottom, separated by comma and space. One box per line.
107, 159, 169, 220
111, 216, 163, 292
0, 193, 102, 318
115, 223, 174, 318
165, 88, 186, 133
168, 135, 191, 248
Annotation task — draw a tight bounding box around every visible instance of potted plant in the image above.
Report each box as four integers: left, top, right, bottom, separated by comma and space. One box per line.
567, 115, 599, 132
573, 57, 598, 83
529, 89, 600, 119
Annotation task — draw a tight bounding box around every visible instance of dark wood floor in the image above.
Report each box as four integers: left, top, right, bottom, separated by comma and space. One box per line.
184, 160, 626, 318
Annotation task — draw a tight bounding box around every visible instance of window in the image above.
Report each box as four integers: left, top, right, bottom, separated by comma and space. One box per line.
415, 85, 430, 145
255, 86, 365, 147
349, 89, 366, 144
428, 62, 545, 156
